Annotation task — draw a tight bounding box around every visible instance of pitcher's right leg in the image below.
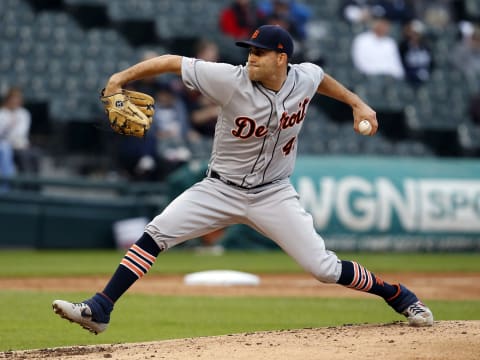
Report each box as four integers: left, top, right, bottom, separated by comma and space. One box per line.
53, 178, 246, 333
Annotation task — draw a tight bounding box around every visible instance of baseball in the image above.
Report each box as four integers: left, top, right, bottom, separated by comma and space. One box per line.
358, 120, 372, 135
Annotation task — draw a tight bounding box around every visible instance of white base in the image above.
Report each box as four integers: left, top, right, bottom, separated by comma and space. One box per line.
184, 270, 260, 286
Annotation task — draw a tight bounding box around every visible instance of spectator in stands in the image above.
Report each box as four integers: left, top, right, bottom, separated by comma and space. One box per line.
342, 0, 415, 25
450, 25, 480, 81
114, 117, 161, 182
117, 80, 196, 183
351, 15, 405, 79
184, 39, 221, 138
257, 0, 312, 41
469, 91, 480, 125
219, 0, 261, 39
413, 1, 453, 32
399, 19, 434, 87
462, 25, 480, 126
341, 0, 373, 25
116, 50, 166, 182
128, 50, 161, 96
370, 0, 415, 23
153, 81, 195, 180
256, 1, 312, 62
0, 141, 15, 191
0, 87, 40, 174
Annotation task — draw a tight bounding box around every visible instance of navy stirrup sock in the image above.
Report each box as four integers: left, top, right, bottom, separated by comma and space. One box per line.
101, 233, 161, 305
85, 293, 114, 323
337, 260, 398, 300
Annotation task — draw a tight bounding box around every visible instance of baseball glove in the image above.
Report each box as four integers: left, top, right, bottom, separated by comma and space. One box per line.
122, 89, 155, 120
100, 90, 154, 138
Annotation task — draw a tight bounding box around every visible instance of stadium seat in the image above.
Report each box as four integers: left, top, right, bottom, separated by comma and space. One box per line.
458, 121, 480, 156
465, 0, 480, 20
0, 0, 474, 161
64, 0, 108, 4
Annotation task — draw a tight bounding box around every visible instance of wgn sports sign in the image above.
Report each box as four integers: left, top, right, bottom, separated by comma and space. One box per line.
291, 157, 480, 251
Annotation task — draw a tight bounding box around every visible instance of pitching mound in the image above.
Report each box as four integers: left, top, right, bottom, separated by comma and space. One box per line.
5, 320, 479, 360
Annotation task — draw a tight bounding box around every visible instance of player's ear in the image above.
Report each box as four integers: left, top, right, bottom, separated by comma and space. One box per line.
277, 53, 288, 65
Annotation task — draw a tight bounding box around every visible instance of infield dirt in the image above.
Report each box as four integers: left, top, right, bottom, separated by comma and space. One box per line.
1, 273, 479, 359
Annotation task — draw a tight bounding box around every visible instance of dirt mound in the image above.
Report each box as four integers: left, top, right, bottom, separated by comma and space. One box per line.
1, 273, 479, 359
3, 321, 479, 360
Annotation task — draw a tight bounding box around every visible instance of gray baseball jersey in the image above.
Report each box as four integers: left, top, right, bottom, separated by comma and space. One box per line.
182, 57, 323, 188
145, 57, 341, 283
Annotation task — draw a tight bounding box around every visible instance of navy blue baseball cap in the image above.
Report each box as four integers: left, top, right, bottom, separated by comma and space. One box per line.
236, 25, 294, 58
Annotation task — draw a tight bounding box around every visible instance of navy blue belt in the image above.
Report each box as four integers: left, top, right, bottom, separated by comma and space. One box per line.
209, 170, 273, 190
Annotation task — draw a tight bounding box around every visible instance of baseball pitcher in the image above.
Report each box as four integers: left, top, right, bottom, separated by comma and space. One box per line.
53, 25, 433, 334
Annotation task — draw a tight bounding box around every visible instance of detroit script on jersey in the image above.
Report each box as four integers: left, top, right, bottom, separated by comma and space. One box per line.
231, 98, 309, 138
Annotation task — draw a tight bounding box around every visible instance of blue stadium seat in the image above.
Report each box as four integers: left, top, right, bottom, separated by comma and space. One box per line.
0, 0, 473, 159
458, 121, 480, 156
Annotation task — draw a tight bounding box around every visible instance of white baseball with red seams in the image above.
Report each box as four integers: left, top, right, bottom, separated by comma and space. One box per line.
358, 120, 372, 135
358, 119, 372, 135
144, 56, 343, 284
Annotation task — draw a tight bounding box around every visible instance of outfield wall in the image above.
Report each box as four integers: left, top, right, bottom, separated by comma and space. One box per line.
1, 156, 479, 251
290, 156, 480, 251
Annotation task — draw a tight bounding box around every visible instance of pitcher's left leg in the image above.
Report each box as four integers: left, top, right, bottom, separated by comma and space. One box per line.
248, 183, 433, 327
337, 260, 433, 326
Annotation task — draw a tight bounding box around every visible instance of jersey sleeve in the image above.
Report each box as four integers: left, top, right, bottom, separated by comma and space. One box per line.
181, 57, 238, 106
298, 62, 325, 90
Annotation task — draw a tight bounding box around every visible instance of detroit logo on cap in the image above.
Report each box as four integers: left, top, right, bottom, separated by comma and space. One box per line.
235, 24, 294, 58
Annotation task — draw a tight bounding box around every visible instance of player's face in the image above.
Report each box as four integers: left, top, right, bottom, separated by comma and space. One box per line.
247, 47, 285, 83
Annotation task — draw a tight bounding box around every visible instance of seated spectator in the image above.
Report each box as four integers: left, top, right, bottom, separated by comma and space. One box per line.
184, 39, 221, 138
115, 124, 160, 182
0, 87, 40, 174
415, 1, 452, 32
115, 50, 164, 182
351, 15, 405, 79
117, 80, 197, 182
399, 19, 434, 87
113, 85, 162, 182
469, 91, 480, 125
370, 0, 415, 23
450, 25, 480, 81
342, 0, 415, 25
0, 140, 15, 174
341, 0, 373, 25
256, 0, 312, 62
219, 0, 261, 39
257, 0, 312, 41
153, 81, 195, 180
0, 141, 15, 191
128, 50, 161, 96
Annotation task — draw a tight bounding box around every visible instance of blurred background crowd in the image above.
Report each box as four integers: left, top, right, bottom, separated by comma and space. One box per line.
1, 0, 480, 183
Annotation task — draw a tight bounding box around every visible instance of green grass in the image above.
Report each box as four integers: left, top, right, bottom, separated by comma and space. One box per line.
0, 250, 479, 351
0, 250, 479, 277
1, 290, 479, 351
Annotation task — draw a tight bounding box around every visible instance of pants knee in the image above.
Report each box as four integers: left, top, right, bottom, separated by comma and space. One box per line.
311, 270, 339, 284
306, 251, 342, 284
